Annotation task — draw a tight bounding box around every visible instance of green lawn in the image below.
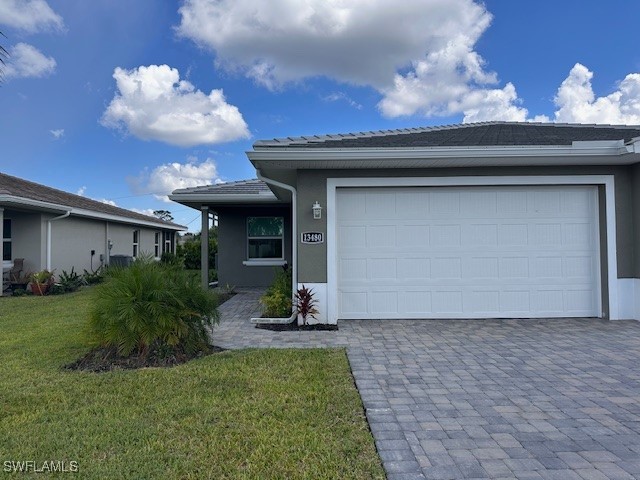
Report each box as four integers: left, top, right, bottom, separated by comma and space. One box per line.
0, 290, 384, 479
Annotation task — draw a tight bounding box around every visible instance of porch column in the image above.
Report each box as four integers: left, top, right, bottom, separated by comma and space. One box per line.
0, 208, 4, 297
201, 206, 209, 289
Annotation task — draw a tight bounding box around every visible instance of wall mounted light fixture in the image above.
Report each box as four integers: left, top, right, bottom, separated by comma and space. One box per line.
312, 201, 322, 220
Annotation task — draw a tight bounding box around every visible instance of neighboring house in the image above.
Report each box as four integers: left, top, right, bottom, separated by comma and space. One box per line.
1, 172, 184, 295
170, 122, 640, 323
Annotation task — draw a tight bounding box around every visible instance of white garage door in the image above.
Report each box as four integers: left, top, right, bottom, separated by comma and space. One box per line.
337, 185, 600, 319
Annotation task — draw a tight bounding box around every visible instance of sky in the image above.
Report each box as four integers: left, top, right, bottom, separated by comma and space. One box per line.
1, 0, 640, 231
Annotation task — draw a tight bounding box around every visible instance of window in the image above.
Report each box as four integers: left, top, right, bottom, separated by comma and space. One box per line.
2, 219, 11, 261
163, 231, 173, 254
154, 232, 160, 257
132, 230, 139, 257
247, 217, 284, 260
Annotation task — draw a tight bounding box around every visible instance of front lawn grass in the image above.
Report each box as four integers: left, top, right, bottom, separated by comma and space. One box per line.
0, 290, 383, 479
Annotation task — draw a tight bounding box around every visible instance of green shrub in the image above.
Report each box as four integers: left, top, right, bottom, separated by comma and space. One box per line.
55, 267, 83, 293
160, 251, 183, 267
260, 267, 292, 318
89, 255, 219, 357
83, 267, 104, 285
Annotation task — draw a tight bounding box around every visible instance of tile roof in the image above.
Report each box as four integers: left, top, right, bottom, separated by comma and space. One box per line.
0, 172, 184, 228
254, 121, 640, 149
171, 179, 273, 195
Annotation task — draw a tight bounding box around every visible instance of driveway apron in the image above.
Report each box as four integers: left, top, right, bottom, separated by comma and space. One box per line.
215, 289, 640, 480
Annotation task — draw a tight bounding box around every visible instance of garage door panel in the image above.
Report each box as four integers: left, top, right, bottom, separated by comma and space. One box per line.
337, 185, 600, 319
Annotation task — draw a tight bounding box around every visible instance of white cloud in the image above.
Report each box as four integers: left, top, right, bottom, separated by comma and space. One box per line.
177, 0, 530, 121
4, 42, 56, 79
323, 91, 362, 110
101, 64, 250, 147
129, 158, 221, 202
50, 128, 64, 139
129, 207, 156, 217
99, 199, 117, 207
178, 0, 488, 88
550, 64, 640, 125
76, 186, 86, 196
0, 0, 63, 32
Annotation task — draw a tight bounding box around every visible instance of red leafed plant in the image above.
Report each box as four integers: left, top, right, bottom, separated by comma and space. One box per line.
294, 285, 319, 325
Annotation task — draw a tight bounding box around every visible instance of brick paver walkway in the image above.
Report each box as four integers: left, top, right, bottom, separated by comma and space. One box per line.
214, 289, 640, 480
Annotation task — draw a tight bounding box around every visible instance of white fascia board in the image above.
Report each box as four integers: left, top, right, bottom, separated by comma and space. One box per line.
0, 195, 70, 213
0, 195, 183, 231
248, 142, 633, 163
168, 193, 278, 204
70, 208, 185, 230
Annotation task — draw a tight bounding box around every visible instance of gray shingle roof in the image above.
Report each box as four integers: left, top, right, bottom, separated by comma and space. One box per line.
0, 172, 184, 229
172, 179, 272, 195
254, 121, 640, 149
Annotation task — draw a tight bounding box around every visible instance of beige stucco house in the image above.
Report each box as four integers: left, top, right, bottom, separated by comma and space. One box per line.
1, 172, 184, 295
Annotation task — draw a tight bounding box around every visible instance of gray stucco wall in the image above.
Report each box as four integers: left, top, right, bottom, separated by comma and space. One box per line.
51, 216, 106, 273
296, 165, 637, 283
4, 210, 45, 274
216, 205, 292, 287
50, 217, 171, 273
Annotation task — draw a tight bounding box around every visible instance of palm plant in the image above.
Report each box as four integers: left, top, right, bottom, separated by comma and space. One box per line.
0, 31, 8, 82
89, 255, 219, 357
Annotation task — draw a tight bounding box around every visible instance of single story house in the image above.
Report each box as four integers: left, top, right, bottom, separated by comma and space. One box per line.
1, 172, 184, 295
170, 122, 640, 323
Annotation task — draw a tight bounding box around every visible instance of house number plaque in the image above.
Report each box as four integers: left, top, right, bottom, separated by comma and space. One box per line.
301, 232, 324, 244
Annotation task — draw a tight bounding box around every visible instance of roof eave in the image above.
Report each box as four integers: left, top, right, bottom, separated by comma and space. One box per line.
168, 192, 282, 207
0, 195, 185, 231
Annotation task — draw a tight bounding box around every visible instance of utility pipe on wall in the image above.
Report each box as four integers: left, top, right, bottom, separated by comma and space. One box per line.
46, 210, 71, 271
256, 169, 297, 307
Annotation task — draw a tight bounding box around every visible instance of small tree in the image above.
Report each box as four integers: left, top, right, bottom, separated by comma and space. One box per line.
176, 227, 218, 270
153, 210, 174, 222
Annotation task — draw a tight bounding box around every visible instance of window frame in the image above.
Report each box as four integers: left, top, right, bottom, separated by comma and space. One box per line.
2, 219, 11, 262
162, 231, 173, 254
132, 230, 139, 258
246, 216, 285, 261
154, 232, 160, 258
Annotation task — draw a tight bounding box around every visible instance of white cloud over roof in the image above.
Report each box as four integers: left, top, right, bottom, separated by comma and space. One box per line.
129, 158, 222, 202
550, 63, 640, 125
101, 64, 250, 147
177, 0, 640, 125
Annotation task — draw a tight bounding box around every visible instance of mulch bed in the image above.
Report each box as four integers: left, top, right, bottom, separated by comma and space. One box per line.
256, 322, 338, 332
65, 344, 225, 373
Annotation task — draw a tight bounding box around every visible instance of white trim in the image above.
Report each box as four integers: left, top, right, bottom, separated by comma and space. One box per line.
250, 142, 634, 162
326, 175, 619, 323
168, 193, 278, 203
242, 260, 287, 267
616, 279, 640, 320
0, 195, 184, 231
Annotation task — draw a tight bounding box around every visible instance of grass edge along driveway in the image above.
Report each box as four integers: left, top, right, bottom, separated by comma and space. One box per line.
0, 290, 384, 479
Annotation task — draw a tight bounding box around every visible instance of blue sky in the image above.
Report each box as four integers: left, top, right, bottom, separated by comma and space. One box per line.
1, 0, 640, 230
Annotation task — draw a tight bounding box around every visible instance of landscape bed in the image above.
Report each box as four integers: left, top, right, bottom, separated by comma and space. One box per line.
0, 289, 384, 479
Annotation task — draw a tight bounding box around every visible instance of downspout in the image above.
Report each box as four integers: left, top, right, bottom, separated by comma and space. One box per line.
256, 169, 297, 308
47, 210, 71, 271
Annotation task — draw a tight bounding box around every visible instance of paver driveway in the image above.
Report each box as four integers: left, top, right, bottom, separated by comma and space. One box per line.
215, 289, 640, 480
